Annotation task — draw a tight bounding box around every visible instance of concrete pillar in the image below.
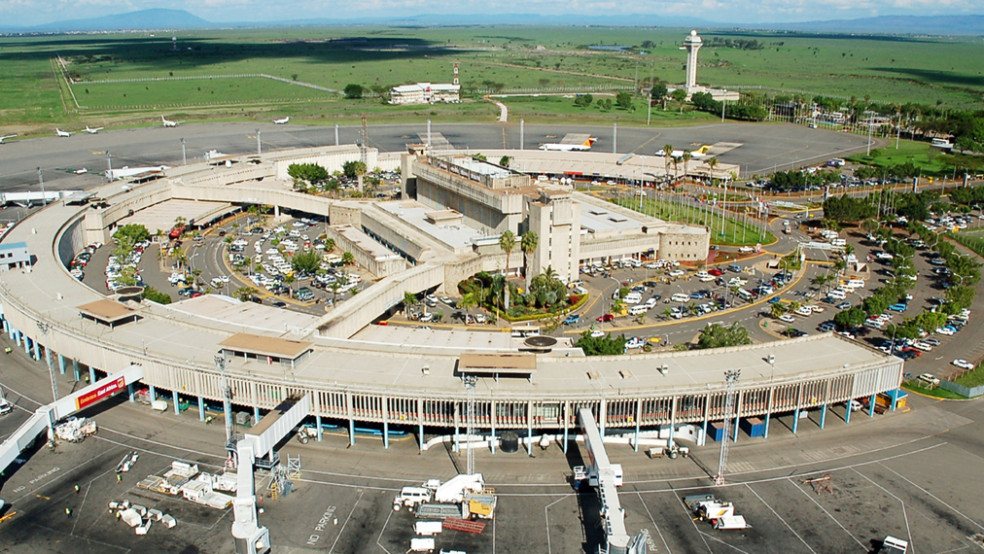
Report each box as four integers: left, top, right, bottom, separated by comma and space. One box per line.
1, 318, 7, 334
22, 334, 30, 355
128, 384, 135, 402
383, 420, 390, 450
820, 404, 827, 429
792, 408, 800, 434
88, 366, 96, 384
58, 353, 65, 375
348, 417, 355, 447
32, 339, 40, 361
418, 421, 424, 451
173, 391, 180, 415
274, 205, 280, 218
316, 415, 323, 441
197, 396, 205, 420
527, 401, 533, 456
44, 346, 52, 371
868, 394, 876, 418
490, 400, 496, 455
454, 424, 459, 453
253, 405, 260, 423
73, 359, 80, 382
733, 391, 741, 443
764, 412, 771, 438
668, 397, 677, 448
149, 385, 156, 402
562, 401, 569, 454
845, 401, 851, 423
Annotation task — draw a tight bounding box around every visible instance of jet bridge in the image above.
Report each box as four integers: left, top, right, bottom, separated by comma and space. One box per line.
0, 364, 144, 475
231, 393, 311, 554
576, 407, 647, 554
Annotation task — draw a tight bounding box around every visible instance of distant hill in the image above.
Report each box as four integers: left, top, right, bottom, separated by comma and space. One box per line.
746, 15, 984, 36
4, 10, 982, 37
25, 9, 211, 32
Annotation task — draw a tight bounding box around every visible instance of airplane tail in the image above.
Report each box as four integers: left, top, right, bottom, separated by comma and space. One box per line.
696, 145, 711, 154
584, 137, 598, 147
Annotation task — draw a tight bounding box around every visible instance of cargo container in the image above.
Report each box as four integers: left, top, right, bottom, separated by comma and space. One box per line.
707, 421, 725, 442
740, 417, 765, 438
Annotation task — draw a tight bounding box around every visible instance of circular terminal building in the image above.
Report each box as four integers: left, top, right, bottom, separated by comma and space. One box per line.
0, 143, 902, 452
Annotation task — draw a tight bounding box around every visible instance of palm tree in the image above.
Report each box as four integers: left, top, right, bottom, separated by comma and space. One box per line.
706, 157, 718, 182
173, 246, 188, 271
770, 301, 787, 319
283, 274, 296, 298
520, 231, 538, 289
662, 144, 673, 181
499, 230, 516, 310
403, 291, 417, 317
234, 286, 258, 302
681, 150, 692, 183
242, 256, 253, 276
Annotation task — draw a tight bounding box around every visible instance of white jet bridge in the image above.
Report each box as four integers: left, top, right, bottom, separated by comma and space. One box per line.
231, 393, 311, 554
576, 407, 647, 554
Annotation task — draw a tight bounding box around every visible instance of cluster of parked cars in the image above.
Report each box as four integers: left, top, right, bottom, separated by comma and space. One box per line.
69, 242, 102, 281
104, 238, 149, 292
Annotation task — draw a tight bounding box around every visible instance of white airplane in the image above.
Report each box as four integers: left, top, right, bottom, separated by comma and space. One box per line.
539, 137, 597, 151
56, 128, 72, 137
273, 116, 290, 125
0, 134, 16, 144
161, 115, 178, 128
84, 126, 104, 134
656, 145, 712, 159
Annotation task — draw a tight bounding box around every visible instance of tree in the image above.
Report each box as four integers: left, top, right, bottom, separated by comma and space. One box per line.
695, 322, 751, 349
282, 273, 296, 298
770, 301, 788, 319
291, 250, 321, 274
520, 231, 538, 288
142, 286, 172, 305
234, 286, 257, 302
681, 150, 692, 182
670, 88, 687, 102
287, 163, 330, 188
114, 223, 150, 244
706, 157, 718, 179
343, 84, 364, 99
341, 251, 355, 265
499, 155, 511, 168
342, 160, 368, 191
651, 82, 668, 105
499, 230, 516, 276
615, 91, 633, 110
575, 331, 627, 356
834, 307, 866, 329
662, 144, 673, 180
403, 291, 417, 317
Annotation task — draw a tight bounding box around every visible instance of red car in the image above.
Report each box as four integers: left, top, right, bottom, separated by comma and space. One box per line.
708, 268, 724, 276
596, 313, 615, 322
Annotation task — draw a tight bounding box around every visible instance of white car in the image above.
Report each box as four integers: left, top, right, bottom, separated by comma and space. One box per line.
738, 246, 754, 253
794, 306, 813, 317
953, 359, 975, 370
778, 314, 796, 323
625, 337, 645, 349
590, 329, 605, 338
668, 269, 685, 277
937, 327, 954, 336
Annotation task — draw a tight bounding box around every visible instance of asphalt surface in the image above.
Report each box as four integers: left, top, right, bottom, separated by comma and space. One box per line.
0, 121, 872, 194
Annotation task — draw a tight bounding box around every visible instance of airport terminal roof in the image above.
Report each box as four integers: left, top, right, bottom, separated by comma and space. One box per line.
116, 199, 235, 234
168, 295, 321, 334
378, 201, 486, 251
77, 299, 139, 325
219, 332, 313, 360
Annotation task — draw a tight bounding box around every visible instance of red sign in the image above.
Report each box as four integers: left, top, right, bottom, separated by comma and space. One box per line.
75, 376, 126, 410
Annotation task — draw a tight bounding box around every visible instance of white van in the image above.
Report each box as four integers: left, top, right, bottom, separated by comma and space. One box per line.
628, 305, 648, 316
623, 292, 642, 304
830, 238, 847, 247
827, 289, 847, 300
394, 486, 432, 509
671, 293, 690, 303
847, 279, 865, 289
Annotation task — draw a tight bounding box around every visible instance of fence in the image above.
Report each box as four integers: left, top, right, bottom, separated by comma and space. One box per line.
939, 379, 984, 398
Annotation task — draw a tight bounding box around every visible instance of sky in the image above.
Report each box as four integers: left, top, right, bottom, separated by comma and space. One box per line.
1, 0, 982, 27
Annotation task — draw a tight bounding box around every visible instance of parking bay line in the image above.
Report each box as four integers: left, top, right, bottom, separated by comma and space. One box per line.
745, 483, 818, 554
788, 476, 867, 550
878, 462, 984, 533
635, 491, 672, 554
851, 468, 914, 550
328, 488, 364, 554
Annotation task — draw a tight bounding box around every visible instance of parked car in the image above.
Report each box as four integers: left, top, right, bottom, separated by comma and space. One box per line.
597, 313, 615, 323
563, 314, 581, 325
778, 314, 796, 323
952, 359, 975, 370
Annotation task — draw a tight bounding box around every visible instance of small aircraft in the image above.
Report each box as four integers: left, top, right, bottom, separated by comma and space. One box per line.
56, 128, 72, 137
0, 135, 16, 144
656, 144, 711, 159
84, 126, 104, 134
539, 137, 597, 152
273, 116, 290, 125
161, 115, 178, 128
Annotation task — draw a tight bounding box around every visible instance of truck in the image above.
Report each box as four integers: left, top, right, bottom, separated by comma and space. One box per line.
415, 503, 467, 520
119, 508, 142, 528
685, 494, 748, 529
413, 520, 444, 536
879, 535, 908, 553
409, 537, 436, 552
434, 474, 484, 504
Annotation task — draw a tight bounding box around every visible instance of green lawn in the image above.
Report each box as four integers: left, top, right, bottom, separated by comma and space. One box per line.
902, 380, 967, 399
613, 196, 775, 246
2, 26, 983, 130
954, 364, 984, 389
846, 140, 956, 176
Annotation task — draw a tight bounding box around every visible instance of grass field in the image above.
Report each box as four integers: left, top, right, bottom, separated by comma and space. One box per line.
613, 196, 775, 246
1, 25, 983, 133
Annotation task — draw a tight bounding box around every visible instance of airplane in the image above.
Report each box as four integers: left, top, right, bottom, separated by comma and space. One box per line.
656, 145, 712, 159
538, 137, 597, 151
273, 116, 290, 125
161, 115, 178, 128
0, 135, 16, 144
56, 128, 72, 137
84, 126, 104, 134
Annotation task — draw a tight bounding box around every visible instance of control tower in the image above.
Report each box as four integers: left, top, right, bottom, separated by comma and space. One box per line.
682, 30, 703, 94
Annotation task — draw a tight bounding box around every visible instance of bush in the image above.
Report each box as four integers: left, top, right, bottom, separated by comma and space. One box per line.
143, 286, 172, 305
